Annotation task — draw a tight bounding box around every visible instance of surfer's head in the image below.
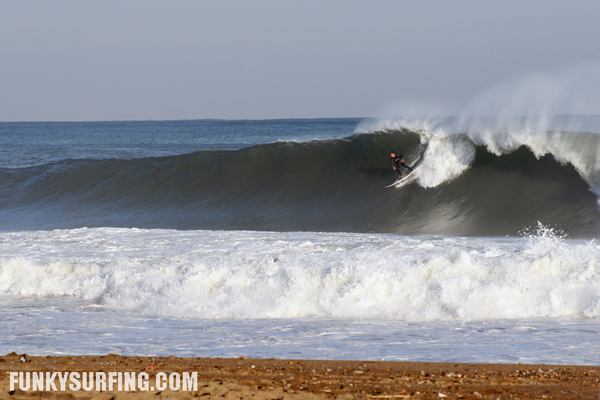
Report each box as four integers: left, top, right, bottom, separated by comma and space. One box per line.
390, 152, 395, 157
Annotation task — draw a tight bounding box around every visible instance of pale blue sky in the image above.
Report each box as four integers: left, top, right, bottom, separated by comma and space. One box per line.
1, 0, 599, 121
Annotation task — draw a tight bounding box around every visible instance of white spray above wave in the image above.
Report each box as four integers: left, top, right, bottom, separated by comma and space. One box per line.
359, 116, 600, 192
460, 62, 600, 119
458, 62, 600, 192
358, 63, 600, 191
0, 228, 599, 321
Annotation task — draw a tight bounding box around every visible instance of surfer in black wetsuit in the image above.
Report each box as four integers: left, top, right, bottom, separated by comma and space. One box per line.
390, 152, 413, 179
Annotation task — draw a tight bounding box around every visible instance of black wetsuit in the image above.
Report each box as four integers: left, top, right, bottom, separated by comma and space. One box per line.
390, 154, 413, 177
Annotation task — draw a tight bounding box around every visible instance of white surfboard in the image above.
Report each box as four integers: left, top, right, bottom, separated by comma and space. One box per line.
385, 170, 417, 188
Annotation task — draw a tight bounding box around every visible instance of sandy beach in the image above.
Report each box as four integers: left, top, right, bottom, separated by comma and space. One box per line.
1, 353, 598, 399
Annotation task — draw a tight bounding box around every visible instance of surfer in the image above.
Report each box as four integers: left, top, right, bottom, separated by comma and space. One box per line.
390, 152, 413, 178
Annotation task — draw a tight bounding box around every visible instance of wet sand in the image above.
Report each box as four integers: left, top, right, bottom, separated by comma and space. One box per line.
1, 353, 598, 399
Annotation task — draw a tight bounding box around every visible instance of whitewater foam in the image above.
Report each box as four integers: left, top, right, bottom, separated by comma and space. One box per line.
1, 228, 598, 321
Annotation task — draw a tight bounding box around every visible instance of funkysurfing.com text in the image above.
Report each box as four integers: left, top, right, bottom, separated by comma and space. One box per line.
10, 371, 198, 392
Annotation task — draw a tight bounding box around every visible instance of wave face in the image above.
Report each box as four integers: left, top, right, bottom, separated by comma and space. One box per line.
1, 122, 600, 236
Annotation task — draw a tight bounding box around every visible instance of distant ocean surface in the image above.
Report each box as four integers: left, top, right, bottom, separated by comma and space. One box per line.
1, 117, 599, 365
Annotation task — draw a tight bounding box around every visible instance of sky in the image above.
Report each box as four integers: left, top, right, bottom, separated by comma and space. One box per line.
1, 0, 600, 121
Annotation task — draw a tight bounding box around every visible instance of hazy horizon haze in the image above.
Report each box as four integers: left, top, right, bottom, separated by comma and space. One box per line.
1, 0, 599, 122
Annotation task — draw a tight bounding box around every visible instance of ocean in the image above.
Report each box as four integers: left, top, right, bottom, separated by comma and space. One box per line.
0, 117, 599, 365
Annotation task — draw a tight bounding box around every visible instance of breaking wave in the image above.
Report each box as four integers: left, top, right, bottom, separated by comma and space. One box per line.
1, 120, 600, 236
